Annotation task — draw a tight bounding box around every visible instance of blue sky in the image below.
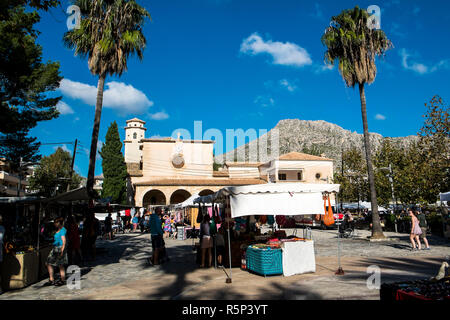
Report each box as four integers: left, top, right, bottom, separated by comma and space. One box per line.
31, 0, 450, 177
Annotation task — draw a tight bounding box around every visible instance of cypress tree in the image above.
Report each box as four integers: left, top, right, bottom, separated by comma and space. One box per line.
99, 121, 128, 204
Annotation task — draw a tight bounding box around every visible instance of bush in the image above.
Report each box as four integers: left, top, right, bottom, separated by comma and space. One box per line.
384, 214, 397, 232
426, 212, 443, 237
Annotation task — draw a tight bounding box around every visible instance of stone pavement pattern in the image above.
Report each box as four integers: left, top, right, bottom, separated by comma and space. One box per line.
0, 228, 449, 300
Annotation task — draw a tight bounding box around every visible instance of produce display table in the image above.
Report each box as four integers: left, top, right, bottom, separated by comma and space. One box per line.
381, 277, 450, 301
246, 246, 283, 276
281, 240, 315, 277
1, 251, 39, 290
396, 290, 432, 301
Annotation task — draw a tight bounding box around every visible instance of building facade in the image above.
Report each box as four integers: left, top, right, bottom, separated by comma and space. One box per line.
124, 118, 334, 207
0, 158, 32, 196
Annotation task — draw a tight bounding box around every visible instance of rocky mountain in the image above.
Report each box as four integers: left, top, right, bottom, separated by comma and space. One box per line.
215, 119, 419, 167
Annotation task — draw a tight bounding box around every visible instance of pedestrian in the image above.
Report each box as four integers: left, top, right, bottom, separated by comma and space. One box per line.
132, 212, 140, 232
44, 217, 68, 286
104, 213, 113, 240
416, 210, 430, 250
67, 215, 82, 266
163, 214, 171, 238
200, 214, 213, 268
0, 214, 5, 294
408, 209, 422, 251
81, 212, 99, 262
215, 227, 225, 267
149, 209, 164, 265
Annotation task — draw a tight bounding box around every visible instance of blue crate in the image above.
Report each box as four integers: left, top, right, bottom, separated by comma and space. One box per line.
246, 246, 283, 276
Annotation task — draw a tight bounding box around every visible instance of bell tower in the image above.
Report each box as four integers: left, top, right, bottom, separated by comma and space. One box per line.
124, 118, 146, 167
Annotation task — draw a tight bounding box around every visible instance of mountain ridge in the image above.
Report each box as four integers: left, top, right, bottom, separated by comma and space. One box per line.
215, 118, 418, 166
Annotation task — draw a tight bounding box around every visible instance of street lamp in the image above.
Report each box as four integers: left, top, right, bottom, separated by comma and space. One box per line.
379, 164, 398, 233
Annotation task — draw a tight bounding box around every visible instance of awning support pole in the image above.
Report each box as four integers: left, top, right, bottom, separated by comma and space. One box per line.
335, 192, 344, 275
226, 226, 232, 283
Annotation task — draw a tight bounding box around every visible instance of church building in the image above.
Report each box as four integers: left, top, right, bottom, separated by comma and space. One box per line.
124, 118, 334, 207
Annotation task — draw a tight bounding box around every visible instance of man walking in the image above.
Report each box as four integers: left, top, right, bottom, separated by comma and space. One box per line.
417, 210, 430, 250
149, 208, 164, 265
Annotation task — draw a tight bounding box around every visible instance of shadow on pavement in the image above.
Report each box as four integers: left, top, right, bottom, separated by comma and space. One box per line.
344, 256, 447, 284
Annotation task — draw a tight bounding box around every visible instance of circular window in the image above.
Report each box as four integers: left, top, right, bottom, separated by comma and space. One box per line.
172, 154, 185, 168
315, 173, 321, 179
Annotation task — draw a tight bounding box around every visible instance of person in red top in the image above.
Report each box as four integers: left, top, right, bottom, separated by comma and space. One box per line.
125, 209, 131, 232
67, 215, 82, 265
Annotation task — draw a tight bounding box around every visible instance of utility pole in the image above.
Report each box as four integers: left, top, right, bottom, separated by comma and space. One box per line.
67, 139, 78, 192
387, 163, 398, 233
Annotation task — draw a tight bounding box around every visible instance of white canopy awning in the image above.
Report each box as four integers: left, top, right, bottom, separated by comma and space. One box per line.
357, 201, 387, 212
174, 193, 213, 209
440, 192, 450, 202
194, 183, 340, 218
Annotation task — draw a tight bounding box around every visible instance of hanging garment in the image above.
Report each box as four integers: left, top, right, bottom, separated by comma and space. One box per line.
323, 194, 335, 226
276, 215, 286, 227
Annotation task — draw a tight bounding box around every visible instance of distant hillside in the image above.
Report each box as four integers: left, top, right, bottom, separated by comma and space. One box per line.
215, 119, 418, 167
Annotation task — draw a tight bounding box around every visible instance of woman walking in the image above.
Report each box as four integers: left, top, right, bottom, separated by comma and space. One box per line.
409, 209, 422, 251
163, 214, 171, 238
132, 212, 140, 232
44, 217, 68, 286
200, 214, 213, 268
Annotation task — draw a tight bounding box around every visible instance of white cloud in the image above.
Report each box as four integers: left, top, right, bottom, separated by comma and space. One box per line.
375, 114, 386, 120
240, 33, 312, 67
56, 101, 74, 115
149, 111, 169, 120
400, 49, 450, 75
313, 63, 334, 74
279, 79, 297, 92
254, 95, 275, 108
59, 79, 154, 114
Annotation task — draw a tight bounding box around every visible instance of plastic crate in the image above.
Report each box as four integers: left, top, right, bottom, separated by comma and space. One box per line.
246, 246, 283, 276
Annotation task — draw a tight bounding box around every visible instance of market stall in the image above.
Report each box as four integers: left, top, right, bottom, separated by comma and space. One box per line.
0, 196, 43, 290
381, 277, 450, 301
194, 183, 340, 279
174, 193, 215, 239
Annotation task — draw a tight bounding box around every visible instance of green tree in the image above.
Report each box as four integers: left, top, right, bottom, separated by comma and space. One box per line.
334, 147, 369, 205
0, 131, 40, 173
417, 95, 450, 202
99, 121, 127, 204
63, 0, 151, 197
373, 139, 402, 207
0, 0, 62, 164
30, 147, 82, 197
322, 6, 393, 239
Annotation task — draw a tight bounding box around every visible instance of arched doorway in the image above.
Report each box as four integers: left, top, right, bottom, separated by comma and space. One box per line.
170, 189, 191, 204
143, 189, 166, 208
199, 189, 214, 196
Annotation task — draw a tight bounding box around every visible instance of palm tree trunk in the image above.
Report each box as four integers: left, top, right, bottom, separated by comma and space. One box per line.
86, 74, 106, 197
359, 83, 385, 239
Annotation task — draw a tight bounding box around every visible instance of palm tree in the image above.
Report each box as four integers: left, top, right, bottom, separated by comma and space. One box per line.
321, 6, 393, 239
63, 0, 150, 197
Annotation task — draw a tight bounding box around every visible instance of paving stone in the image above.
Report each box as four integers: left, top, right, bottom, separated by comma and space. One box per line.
0, 229, 448, 300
